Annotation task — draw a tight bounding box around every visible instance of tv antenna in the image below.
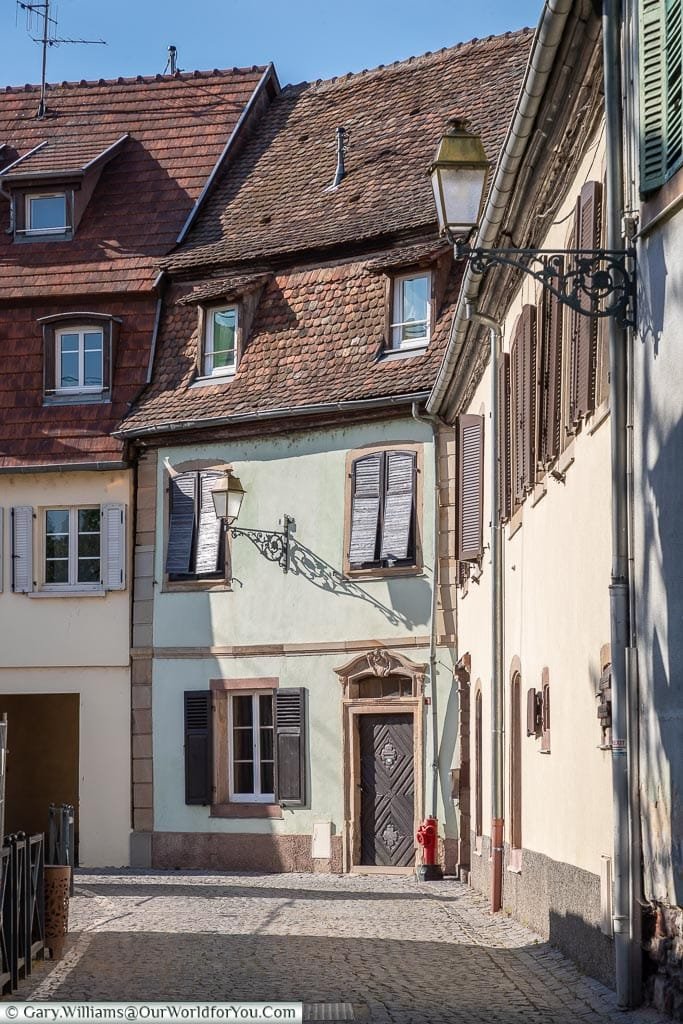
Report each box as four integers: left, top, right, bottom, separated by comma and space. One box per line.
17, 0, 106, 117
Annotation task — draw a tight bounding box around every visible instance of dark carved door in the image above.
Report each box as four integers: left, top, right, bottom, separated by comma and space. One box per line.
359, 713, 414, 867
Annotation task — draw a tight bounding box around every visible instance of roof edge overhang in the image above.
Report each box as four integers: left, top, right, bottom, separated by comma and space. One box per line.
0, 134, 129, 187
0, 460, 128, 475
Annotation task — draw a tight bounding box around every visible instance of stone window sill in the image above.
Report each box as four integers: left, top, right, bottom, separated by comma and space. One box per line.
28, 588, 106, 599
210, 803, 283, 820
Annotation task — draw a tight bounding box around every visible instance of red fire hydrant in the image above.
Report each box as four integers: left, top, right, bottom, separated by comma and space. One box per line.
416, 816, 443, 881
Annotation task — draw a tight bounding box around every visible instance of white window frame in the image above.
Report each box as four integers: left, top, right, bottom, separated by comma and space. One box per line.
228, 691, 275, 803
204, 305, 238, 377
41, 505, 102, 593
55, 326, 105, 394
390, 272, 431, 350
24, 192, 70, 236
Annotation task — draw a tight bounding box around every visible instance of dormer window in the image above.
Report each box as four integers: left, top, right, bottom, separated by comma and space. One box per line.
203, 306, 237, 376
25, 192, 69, 236
39, 312, 120, 405
390, 272, 431, 350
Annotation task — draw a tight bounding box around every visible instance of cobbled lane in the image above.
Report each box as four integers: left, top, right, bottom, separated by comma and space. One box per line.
17, 870, 669, 1024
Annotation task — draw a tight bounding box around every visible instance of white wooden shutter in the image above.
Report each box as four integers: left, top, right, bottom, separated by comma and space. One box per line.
348, 454, 382, 565
195, 472, 223, 574
380, 451, 416, 561
102, 503, 126, 590
166, 473, 197, 574
11, 506, 33, 593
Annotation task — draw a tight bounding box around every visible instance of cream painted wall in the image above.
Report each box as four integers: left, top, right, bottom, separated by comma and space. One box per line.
0, 666, 131, 866
458, 128, 614, 879
0, 471, 131, 668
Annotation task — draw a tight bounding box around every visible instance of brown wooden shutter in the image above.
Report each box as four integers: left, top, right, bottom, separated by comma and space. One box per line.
380, 451, 416, 562
166, 472, 197, 574
457, 414, 484, 562
541, 680, 551, 753
348, 453, 382, 565
43, 324, 56, 394
540, 286, 563, 465
511, 319, 524, 507
274, 688, 306, 807
497, 353, 511, 523
195, 471, 223, 574
521, 304, 537, 491
184, 690, 213, 805
571, 181, 602, 423
526, 687, 538, 737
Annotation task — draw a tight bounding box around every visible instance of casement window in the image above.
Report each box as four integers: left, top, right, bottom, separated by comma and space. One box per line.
203, 306, 238, 376
40, 314, 120, 402
389, 272, 431, 350
640, 0, 683, 191
25, 193, 69, 236
166, 470, 226, 581
456, 414, 484, 562
183, 688, 307, 808
10, 503, 125, 594
569, 182, 602, 426
347, 449, 418, 571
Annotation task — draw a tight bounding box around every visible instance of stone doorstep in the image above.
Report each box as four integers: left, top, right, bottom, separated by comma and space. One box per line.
304, 1004, 356, 1021
348, 865, 414, 876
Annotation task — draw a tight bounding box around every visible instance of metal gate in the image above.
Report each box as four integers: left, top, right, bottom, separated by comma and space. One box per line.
359, 713, 415, 867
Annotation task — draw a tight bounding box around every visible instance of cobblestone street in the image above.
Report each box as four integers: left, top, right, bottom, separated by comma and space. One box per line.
19, 871, 668, 1024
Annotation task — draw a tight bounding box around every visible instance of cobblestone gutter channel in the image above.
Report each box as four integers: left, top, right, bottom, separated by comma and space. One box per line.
13, 872, 671, 1024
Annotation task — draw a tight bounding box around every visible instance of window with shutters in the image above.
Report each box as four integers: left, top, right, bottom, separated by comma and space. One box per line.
229, 692, 275, 802
39, 313, 120, 405
165, 470, 227, 583
345, 446, 420, 575
640, 0, 683, 192
457, 414, 484, 561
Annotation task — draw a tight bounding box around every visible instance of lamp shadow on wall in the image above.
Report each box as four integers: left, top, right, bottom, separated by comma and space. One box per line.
234, 531, 430, 628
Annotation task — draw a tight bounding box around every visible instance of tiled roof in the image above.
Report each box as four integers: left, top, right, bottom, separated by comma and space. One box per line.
166, 30, 532, 271
0, 134, 128, 180
120, 247, 462, 435
0, 67, 270, 299
178, 273, 272, 306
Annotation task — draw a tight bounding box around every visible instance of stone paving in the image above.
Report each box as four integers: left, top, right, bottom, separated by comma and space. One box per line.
16, 870, 670, 1023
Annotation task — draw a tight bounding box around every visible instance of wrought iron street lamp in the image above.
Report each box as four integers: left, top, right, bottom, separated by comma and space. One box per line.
428, 121, 636, 327
212, 474, 294, 574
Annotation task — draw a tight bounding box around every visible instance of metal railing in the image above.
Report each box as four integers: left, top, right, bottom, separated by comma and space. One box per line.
48, 804, 75, 895
0, 833, 45, 994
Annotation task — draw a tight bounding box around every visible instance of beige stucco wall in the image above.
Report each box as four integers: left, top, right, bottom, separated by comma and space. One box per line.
0, 470, 132, 865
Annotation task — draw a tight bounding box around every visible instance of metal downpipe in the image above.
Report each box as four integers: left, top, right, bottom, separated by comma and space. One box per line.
603, 0, 636, 1006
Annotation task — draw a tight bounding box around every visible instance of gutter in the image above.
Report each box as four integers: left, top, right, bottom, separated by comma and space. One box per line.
426, 0, 574, 418
176, 64, 280, 245
0, 461, 128, 475
115, 390, 431, 440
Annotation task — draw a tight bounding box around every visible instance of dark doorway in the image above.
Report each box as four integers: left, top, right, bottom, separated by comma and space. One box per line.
0, 694, 79, 855
359, 713, 414, 866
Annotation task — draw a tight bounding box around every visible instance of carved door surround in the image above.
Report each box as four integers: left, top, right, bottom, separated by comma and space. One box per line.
335, 649, 426, 872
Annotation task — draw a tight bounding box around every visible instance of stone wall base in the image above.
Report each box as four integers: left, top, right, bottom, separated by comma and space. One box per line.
470, 832, 614, 989
643, 901, 683, 1019
151, 832, 343, 874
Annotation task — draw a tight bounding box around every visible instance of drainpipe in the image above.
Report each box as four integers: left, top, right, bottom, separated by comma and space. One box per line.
412, 403, 443, 826
603, 0, 636, 1006
465, 307, 505, 913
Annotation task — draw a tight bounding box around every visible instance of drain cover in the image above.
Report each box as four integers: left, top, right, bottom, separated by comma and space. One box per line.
303, 1004, 355, 1021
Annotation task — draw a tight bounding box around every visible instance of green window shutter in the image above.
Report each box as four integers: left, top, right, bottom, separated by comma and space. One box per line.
184, 691, 213, 806
666, 0, 683, 176
640, 0, 683, 191
274, 688, 307, 807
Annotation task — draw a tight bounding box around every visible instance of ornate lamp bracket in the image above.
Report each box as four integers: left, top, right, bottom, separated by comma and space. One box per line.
229, 514, 295, 573
454, 239, 637, 329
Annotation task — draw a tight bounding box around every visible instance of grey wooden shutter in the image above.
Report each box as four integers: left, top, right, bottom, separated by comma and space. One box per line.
195, 472, 223, 574
102, 503, 126, 590
274, 688, 306, 807
11, 506, 33, 593
497, 353, 511, 523
380, 451, 416, 562
457, 414, 484, 562
521, 304, 537, 491
540, 286, 563, 465
571, 182, 601, 423
348, 453, 381, 565
184, 690, 213, 805
43, 325, 56, 395
166, 472, 197, 574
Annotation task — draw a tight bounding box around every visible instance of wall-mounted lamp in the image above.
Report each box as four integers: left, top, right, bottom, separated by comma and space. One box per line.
428, 120, 636, 327
212, 474, 294, 574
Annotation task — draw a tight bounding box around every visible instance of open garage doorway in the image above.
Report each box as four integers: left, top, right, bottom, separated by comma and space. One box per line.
0, 694, 79, 860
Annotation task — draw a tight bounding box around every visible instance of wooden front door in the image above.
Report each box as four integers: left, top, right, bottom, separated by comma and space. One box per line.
359, 713, 414, 867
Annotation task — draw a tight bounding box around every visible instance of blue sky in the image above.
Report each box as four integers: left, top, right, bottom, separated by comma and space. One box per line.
1, 0, 543, 88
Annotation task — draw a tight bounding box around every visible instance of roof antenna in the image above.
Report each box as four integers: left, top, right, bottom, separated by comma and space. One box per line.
324, 126, 347, 192
164, 44, 180, 75
17, 0, 106, 118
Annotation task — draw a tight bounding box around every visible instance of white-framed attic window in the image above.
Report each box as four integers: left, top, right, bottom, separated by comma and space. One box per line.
390, 272, 431, 350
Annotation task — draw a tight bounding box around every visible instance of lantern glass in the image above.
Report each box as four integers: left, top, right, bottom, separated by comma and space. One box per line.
428, 122, 489, 238
211, 475, 245, 523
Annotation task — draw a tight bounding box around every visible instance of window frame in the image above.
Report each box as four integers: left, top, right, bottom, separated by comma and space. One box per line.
41, 505, 102, 593
24, 191, 69, 236
54, 325, 105, 395
202, 305, 239, 378
343, 443, 423, 578
40, 313, 120, 405
389, 271, 432, 351
227, 691, 275, 804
